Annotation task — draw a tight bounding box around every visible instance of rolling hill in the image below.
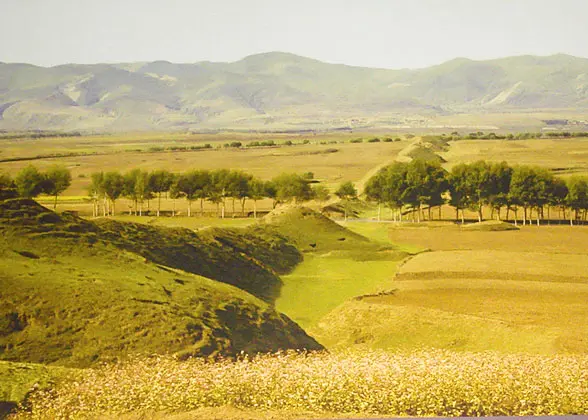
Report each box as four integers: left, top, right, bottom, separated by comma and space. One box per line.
1, 52, 588, 131
0, 198, 322, 368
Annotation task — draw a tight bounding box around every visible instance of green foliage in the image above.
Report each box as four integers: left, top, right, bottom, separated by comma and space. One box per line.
0, 199, 322, 369
334, 181, 357, 200
270, 173, 314, 204
366, 160, 447, 221
41, 165, 72, 209
14, 165, 44, 198
566, 176, 588, 213
312, 184, 330, 203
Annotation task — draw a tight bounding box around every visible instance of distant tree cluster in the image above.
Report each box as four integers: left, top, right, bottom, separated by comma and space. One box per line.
88, 169, 329, 218
445, 131, 588, 141
0, 165, 72, 208
365, 160, 588, 225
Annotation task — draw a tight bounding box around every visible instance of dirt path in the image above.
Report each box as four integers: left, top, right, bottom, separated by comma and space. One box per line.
355, 138, 419, 195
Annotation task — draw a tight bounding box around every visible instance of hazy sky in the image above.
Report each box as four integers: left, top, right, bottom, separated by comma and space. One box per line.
2, 0, 588, 68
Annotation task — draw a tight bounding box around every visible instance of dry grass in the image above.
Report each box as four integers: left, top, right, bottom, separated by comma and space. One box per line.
310, 223, 588, 354
441, 138, 588, 176
387, 225, 588, 253
398, 250, 588, 282
0, 134, 409, 196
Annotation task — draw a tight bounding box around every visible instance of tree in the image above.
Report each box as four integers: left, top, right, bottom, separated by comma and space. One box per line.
43, 165, 72, 209
0, 172, 16, 200
15, 165, 45, 198
487, 162, 512, 221
226, 170, 252, 217
102, 171, 125, 216
566, 176, 588, 225
123, 169, 151, 216
248, 178, 267, 219
403, 160, 447, 222
271, 173, 314, 205
448, 163, 469, 223
148, 170, 174, 217
335, 181, 357, 220
211, 169, 232, 218
378, 162, 409, 222
168, 175, 183, 216
510, 165, 552, 225
548, 177, 568, 223
176, 171, 203, 217
312, 184, 331, 205
89, 172, 105, 217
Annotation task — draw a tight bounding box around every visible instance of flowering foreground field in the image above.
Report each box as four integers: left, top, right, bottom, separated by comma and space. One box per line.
19, 350, 587, 419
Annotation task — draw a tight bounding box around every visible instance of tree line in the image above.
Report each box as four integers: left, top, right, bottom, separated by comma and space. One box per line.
365, 160, 588, 225
0, 165, 71, 208
87, 169, 334, 218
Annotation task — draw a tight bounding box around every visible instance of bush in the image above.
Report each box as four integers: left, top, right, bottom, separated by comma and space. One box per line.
367, 138, 381, 143
350, 138, 363, 143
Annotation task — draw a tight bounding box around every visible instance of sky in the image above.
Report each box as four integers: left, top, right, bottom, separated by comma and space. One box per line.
2, 0, 588, 69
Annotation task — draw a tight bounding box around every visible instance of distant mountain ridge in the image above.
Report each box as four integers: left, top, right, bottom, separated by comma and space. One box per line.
1, 52, 588, 131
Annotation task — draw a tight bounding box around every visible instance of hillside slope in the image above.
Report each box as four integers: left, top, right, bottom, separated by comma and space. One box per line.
1, 52, 588, 130
0, 199, 322, 367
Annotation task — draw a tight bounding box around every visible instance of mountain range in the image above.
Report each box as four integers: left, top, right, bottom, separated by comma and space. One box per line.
1, 52, 588, 131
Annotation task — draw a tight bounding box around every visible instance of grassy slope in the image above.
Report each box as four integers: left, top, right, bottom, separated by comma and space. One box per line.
0, 199, 322, 371
268, 207, 410, 329
0, 361, 72, 406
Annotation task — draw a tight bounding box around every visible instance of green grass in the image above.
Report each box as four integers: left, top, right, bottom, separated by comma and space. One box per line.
0, 361, 72, 405
271, 209, 410, 329
276, 254, 403, 328
0, 199, 322, 370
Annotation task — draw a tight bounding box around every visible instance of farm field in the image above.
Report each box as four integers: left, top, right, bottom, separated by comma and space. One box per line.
2, 131, 588, 418
0, 134, 408, 200
311, 223, 588, 354
441, 137, 588, 176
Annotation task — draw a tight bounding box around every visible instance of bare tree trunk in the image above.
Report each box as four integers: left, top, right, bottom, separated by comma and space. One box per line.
570, 209, 574, 226
377, 203, 381, 222
253, 200, 257, 219
241, 198, 246, 217
461, 209, 465, 225
188, 200, 191, 217
536, 207, 540, 226
200, 198, 204, 216
523, 207, 527, 226
157, 192, 161, 217
172, 198, 176, 217
221, 199, 225, 219
514, 209, 518, 226
477, 206, 482, 223
53, 194, 58, 210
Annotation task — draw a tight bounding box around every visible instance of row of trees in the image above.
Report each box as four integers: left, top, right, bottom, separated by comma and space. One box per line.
365, 160, 588, 225
88, 169, 334, 218
0, 165, 71, 208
